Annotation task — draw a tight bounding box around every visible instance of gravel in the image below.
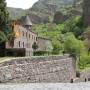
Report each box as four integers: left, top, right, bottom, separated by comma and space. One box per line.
0, 83, 90, 90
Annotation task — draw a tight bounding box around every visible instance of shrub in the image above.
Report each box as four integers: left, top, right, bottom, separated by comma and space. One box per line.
64, 33, 84, 58
33, 51, 50, 56
32, 42, 38, 51
79, 53, 90, 69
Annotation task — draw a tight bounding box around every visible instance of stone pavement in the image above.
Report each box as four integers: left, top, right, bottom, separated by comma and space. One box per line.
0, 83, 90, 90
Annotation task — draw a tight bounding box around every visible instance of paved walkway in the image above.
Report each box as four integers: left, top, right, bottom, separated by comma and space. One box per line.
0, 83, 90, 90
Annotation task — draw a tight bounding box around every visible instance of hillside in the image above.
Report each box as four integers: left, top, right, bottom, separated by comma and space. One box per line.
28, 0, 82, 23
7, 7, 26, 20
29, 0, 82, 15
7, 0, 82, 23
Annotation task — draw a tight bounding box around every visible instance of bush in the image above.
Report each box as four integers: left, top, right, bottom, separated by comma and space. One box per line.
32, 42, 38, 51
79, 53, 90, 69
52, 45, 60, 55
64, 33, 84, 58
33, 51, 50, 56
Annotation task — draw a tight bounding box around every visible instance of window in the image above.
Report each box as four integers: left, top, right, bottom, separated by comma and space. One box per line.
18, 41, 20, 47
36, 37, 37, 41
23, 42, 24, 48
26, 32, 27, 37
22, 31, 24, 36
29, 34, 30, 38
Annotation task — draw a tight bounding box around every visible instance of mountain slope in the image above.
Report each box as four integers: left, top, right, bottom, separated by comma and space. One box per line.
7, 7, 26, 20
28, 0, 82, 23
29, 0, 82, 15
7, 0, 82, 23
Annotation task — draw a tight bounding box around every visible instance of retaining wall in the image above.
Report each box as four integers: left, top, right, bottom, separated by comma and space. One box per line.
0, 55, 76, 83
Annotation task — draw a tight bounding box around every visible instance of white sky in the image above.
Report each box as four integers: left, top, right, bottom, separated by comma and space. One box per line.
6, 0, 38, 9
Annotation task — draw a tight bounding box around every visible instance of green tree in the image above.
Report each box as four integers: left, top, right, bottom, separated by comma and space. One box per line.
64, 33, 85, 71
64, 33, 84, 58
79, 52, 90, 70
62, 16, 84, 38
0, 0, 13, 56
0, 31, 7, 43
52, 44, 60, 55
0, 0, 11, 37
52, 40, 63, 55
32, 42, 38, 51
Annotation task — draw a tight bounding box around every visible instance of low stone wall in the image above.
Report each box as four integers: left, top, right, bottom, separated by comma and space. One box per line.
79, 69, 90, 82
74, 69, 90, 83
0, 55, 76, 83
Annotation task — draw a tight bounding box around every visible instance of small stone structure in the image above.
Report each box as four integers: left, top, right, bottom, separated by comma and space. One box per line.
74, 69, 90, 82
0, 55, 76, 83
37, 37, 53, 52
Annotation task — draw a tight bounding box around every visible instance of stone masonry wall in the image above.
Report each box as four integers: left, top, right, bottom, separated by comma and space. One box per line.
74, 69, 90, 83
0, 55, 76, 83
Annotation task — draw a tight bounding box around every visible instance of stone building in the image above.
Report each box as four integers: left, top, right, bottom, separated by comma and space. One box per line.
37, 37, 53, 52
83, 0, 90, 27
6, 15, 37, 56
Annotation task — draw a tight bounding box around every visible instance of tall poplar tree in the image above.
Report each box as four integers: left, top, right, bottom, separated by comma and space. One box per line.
0, 0, 12, 56
0, 0, 11, 43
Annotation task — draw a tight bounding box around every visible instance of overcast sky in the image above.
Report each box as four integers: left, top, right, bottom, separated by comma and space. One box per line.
6, 0, 38, 9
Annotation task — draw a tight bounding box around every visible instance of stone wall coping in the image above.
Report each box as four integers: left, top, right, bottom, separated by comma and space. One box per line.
0, 55, 71, 67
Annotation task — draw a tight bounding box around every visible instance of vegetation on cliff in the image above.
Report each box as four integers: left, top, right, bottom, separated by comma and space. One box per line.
32, 15, 90, 70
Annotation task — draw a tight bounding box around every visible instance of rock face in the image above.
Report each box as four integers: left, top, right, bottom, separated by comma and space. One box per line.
83, 0, 90, 27
0, 56, 76, 83
29, 0, 82, 17
7, 0, 82, 23
53, 11, 68, 24
7, 7, 25, 20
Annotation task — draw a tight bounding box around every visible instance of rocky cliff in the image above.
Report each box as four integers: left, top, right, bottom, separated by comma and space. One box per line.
7, 0, 82, 23
83, 0, 90, 27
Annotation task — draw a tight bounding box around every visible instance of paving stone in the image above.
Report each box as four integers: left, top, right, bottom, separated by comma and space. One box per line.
0, 83, 90, 90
